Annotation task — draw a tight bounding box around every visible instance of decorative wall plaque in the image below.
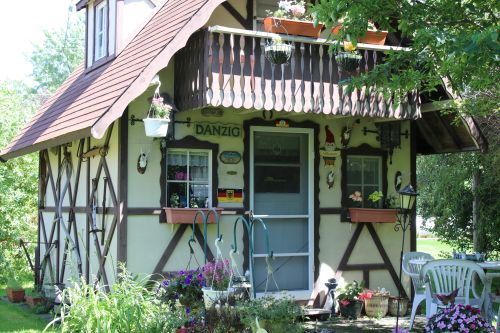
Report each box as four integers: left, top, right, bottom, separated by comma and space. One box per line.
219, 151, 242, 164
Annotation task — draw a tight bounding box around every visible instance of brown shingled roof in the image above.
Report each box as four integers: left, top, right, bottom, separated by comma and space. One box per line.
0, 0, 226, 161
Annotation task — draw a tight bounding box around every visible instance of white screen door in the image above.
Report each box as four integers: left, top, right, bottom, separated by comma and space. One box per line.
250, 127, 314, 297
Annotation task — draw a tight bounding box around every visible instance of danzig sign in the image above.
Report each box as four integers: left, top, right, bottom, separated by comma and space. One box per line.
194, 123, 241, 137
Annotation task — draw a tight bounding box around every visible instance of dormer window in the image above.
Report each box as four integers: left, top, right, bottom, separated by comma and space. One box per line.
94, 1, 108, 61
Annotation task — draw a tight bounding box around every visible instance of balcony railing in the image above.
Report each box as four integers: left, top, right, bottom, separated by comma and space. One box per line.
174, 26, 419, 119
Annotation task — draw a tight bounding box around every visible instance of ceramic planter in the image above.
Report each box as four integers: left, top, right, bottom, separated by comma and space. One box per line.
163, 208, 223, 224
264, 43, 293, 65
364, 295, 389, 317
263, 17, 324, 38
143, 118, 170, 137
202, 287, 233, 308
388, 297, 409, 316
6, 288, 25, 303
332, 24, 388, 45
339, 299, 363, 319
348, 208, 398, 223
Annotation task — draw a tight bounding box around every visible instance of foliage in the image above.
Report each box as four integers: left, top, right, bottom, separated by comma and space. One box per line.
205, 305, 244, 333
149, 96, 172, 119
30, 14, 84, 95
48, 267, 186, 333
417, 147, 500, 259
156, 270, 204, 311
336, 280, 365, 305
202, 259, 232, 291
309, 0, 500, 117
6, 277, 24, 291
0, 80, 39, 284
239, 294, 303, 331
425, 304, 495, 332
268, 1, 308, 20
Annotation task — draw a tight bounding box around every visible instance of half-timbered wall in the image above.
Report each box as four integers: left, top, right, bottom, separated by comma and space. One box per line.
38, 124, 120, 289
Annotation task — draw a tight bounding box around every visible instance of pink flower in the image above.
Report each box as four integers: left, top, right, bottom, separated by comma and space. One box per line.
339, 299, 350, 306
289, 4, 305, 18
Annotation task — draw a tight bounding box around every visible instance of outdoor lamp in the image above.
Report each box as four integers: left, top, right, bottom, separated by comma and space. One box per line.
394, 184, 418, 331
398, 184, 418, 213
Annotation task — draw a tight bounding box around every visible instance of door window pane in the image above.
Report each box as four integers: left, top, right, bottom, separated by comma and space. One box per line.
253, 218, 308, 254
254, 256, 308, 292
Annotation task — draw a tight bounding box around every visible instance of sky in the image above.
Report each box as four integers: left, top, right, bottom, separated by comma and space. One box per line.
0, 0, 76, 83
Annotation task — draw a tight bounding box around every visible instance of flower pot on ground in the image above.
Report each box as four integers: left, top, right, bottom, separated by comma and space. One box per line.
265, 37, 293, 65
338, 299, 364, 319
25, 294, 45, 308
363, 288, 390, 317
6, 278, 25, 303
388, 297, 409, 316
163, 207, 223, 224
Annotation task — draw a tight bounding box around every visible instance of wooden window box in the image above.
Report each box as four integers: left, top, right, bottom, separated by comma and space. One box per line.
348, 208, 398, 223
163, 208, 223, 224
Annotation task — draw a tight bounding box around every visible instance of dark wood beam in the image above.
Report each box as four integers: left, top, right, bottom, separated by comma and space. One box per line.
222, 2, 249, 29
153, 225, 189, 275
118, 110, 128, 265
435, 112, 462, 150
415, 118, 444, 152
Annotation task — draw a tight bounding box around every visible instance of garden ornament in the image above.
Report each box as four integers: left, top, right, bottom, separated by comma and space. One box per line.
255, 317, 268, 333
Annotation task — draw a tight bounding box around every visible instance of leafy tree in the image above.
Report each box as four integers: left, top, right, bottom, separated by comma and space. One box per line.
0, 81, 39, 283
417, 115, 500, 259
310, 0, 500, 117
30, 14, 84, 95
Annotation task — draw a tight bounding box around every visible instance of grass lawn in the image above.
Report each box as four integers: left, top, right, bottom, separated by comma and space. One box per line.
417, 237, 454, 259
0, 300, 57, 333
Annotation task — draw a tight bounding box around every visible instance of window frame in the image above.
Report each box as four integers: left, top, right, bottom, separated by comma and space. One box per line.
166, 148, 212, 208
160, 136, 219, 222
345, 155, 383, 208
94, 0, 108, 62
340, 144, 388, 222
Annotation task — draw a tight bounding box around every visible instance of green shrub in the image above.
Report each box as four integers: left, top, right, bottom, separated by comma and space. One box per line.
46, 267, 185, 333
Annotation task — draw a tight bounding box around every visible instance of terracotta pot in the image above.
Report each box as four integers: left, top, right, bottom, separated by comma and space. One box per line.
25, 295, 45, 308
6, 288, 25, 303
163, 208, 223, 224
332, 24, 388, 45
348, 208, 398, 223
263, 17, 324, 38
339, 300, 364, 319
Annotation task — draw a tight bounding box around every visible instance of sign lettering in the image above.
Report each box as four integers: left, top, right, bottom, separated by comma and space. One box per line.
194, 123, 241, 137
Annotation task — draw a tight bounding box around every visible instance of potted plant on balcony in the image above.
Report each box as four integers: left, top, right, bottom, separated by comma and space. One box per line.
143, 93, 172, 138
331, 20, 388, 45
335, 42, 362, 75
6, 277, 25, 303
348, 191, 398, 223
265, 36, 293, 65
337, 280, 366, 319
264, 1, 324, 38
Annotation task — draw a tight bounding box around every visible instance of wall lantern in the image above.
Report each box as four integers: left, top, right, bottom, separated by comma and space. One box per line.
394, 184, 419, 330
363, 122, 409, 164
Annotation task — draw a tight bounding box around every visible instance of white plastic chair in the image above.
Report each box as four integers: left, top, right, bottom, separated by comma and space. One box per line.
421, 259, 487, 318
402, 251, 434, 330
485, 272, 500, 333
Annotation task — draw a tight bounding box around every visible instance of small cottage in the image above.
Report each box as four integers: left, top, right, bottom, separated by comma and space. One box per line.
0, 0, 486, 304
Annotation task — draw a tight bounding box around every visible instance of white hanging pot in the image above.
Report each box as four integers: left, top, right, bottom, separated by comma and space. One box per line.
202, 287, 234, 308
143, 118, 170, 137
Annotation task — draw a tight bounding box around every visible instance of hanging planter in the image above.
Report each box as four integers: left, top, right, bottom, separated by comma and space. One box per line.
265, 37, 293, 65
335, 51, 362, 73
143, 81, 172, 138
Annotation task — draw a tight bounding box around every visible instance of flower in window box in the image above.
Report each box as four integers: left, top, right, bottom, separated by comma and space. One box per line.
349, 191, 363, 207
264, 0, 324, 38
368, 190, 384, 208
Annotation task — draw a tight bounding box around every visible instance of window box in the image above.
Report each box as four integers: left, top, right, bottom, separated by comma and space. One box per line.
348, 208, 397, 223
263, 17, 324, 38
332, 24, 388, 45
163, 208, 223, 224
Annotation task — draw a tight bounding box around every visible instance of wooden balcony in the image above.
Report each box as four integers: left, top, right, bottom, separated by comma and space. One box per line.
174, 26, 420, 119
